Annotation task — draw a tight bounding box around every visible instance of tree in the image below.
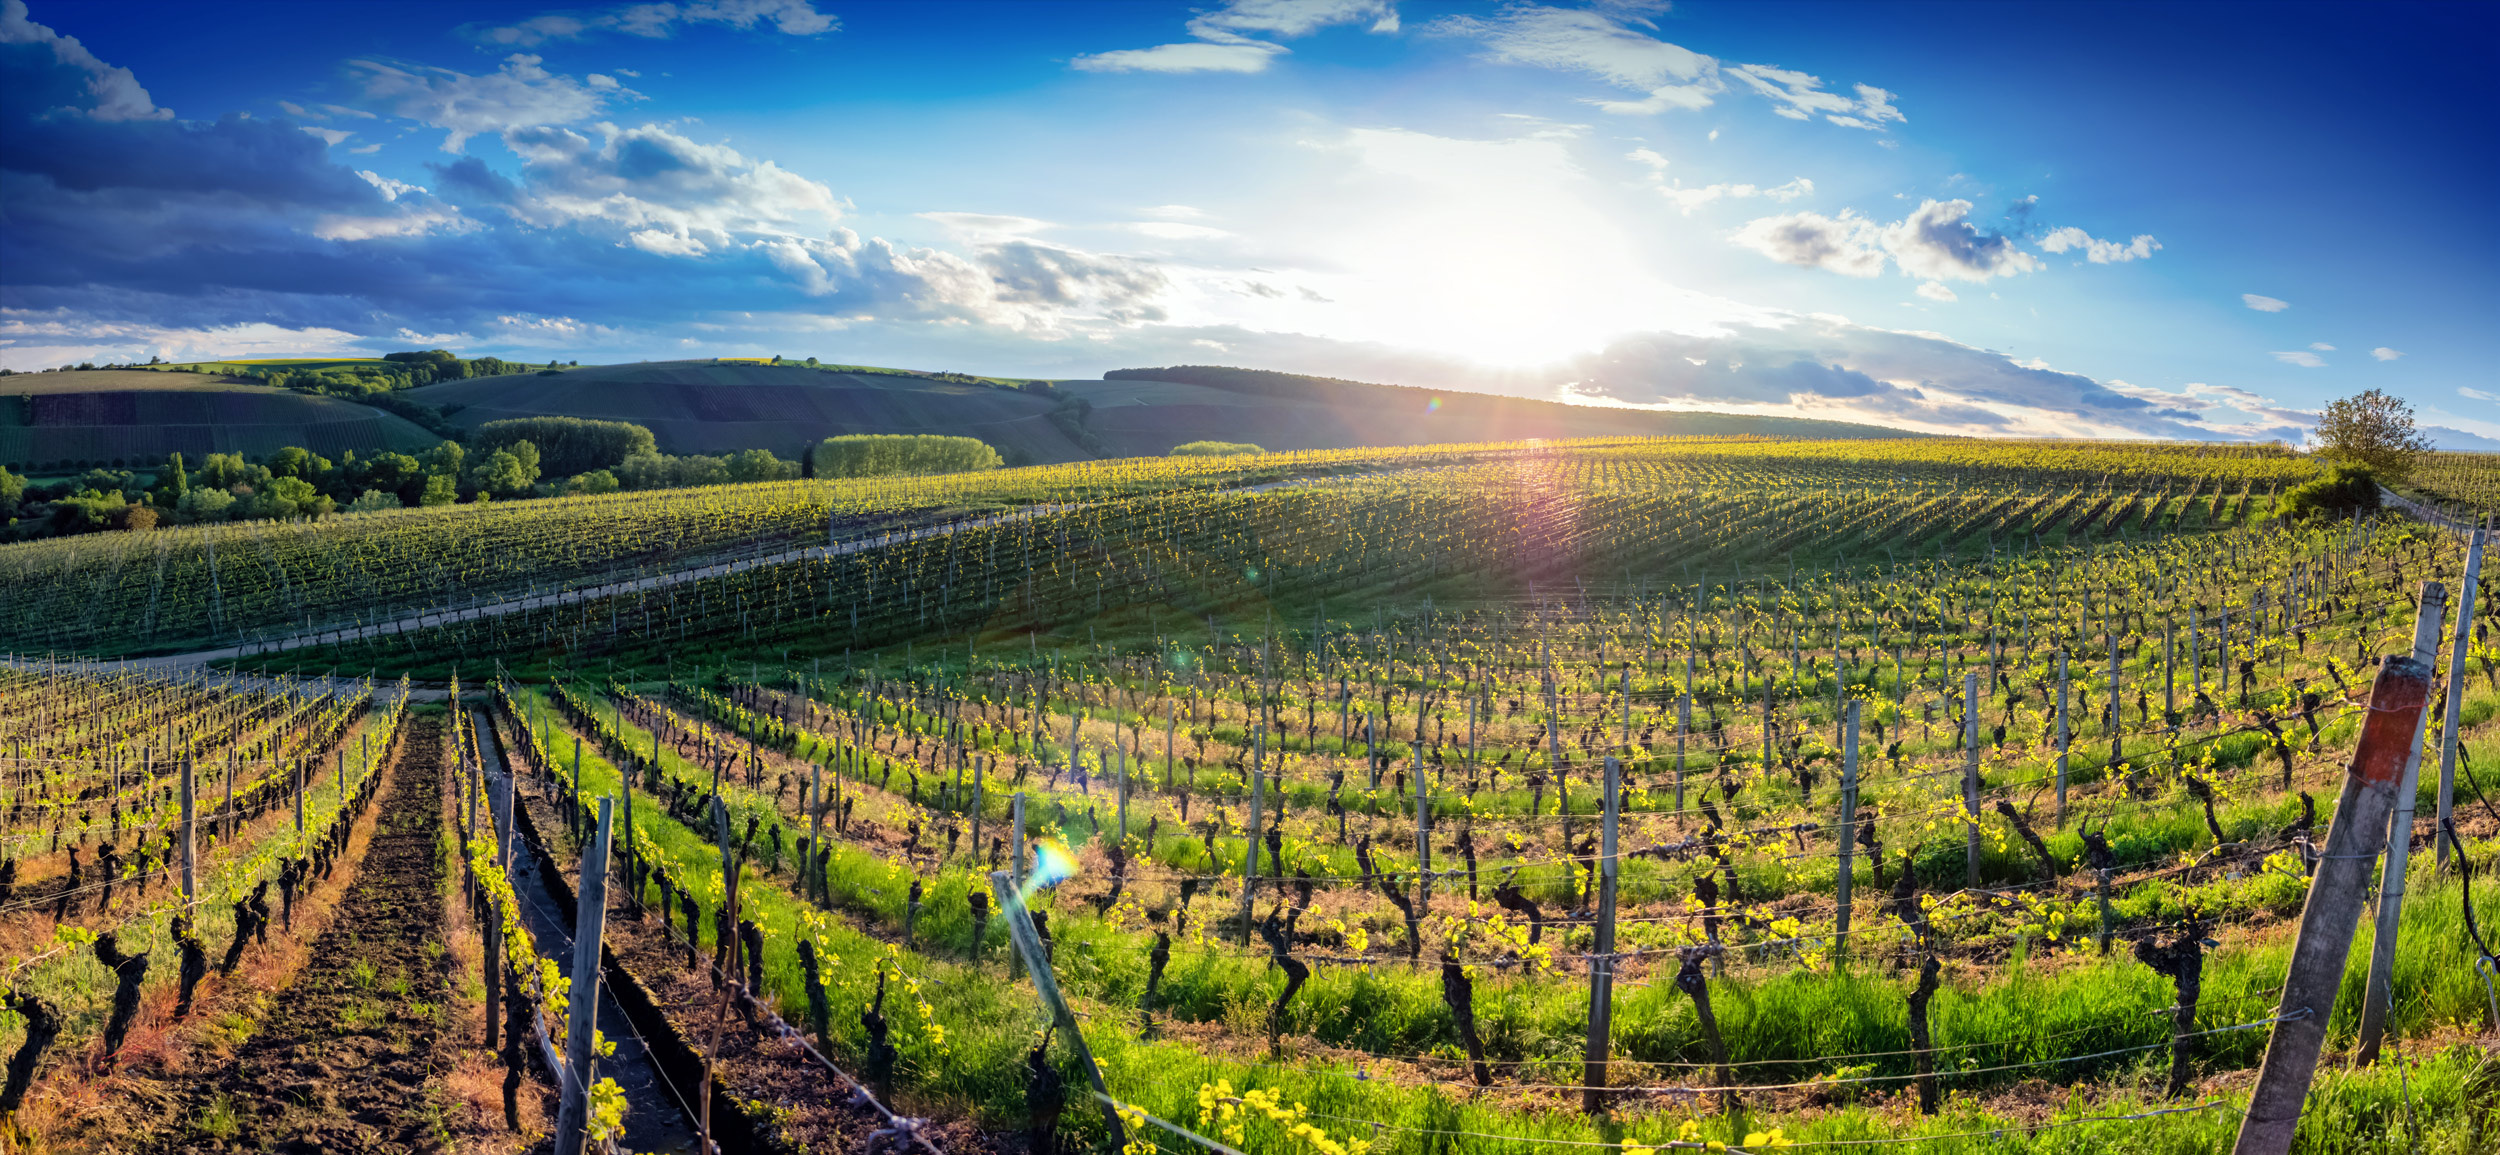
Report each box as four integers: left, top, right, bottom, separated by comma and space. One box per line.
2312, 388, 2433, 479
468, 439, 540, 497
0, 464, 24, 517
157, 452, 187, 507
566, 469, 621, 495
418, 473, 457, 506
345, 489, 402, 513
423, 441, 466, 480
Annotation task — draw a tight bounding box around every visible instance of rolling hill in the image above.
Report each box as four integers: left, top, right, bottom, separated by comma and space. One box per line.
404, 358, 1924, 464
4, 357, 1927, 475
0, 371, 441, 472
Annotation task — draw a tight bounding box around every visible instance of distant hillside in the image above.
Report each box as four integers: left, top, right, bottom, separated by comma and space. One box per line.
1084, 365, 1924, 451
403, 360, 1094, 464
0, 371, 440, 472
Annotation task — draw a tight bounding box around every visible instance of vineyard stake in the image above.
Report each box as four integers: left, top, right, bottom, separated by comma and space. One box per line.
1412, 739, 1430, 919
293, 757, 304, 835
988, 869, 1127, 1152
1239, 726, 1264, 946
2357, 583, 2452, 1063
1963, 671, 1981, 888
2436, 523, 2486, 870
2232, 596, 2439, 1155
2107, 630, 2123, 769
1836, 701, 1860, 964
179, 756, 194, 905
553, 796, 613, 1155
1011, 792, 1026, 889
967, 756, 981, 882
2055, 650, 2071, 827
698, 797, 742, 1153
1582, 755, 1621, 1114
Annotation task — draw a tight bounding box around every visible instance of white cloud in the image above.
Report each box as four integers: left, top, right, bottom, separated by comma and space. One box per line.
313, 203, 468, 242
2373, 346, 2403, 361
0, 315, 368, 370
2271, 350, 2326, 367
355, 170, 425, 200
299, 126, 352, 146
481, 1, 836, 46
2242, 293, 2289, 312
1881, 199, 2038, 282
2038, 226, 2160, 263
352, 54, 635, 152
1625, 147, 1669, 170
1916, 281, 1956, 302
1073, 0, 1396, 74
2308, 342, 2334, 351
2462, 386, 2497, 402
0, 0, 169, 120
1430, 4, 1900, 128
1655, 176, 1812, 214
1734, 199, 2038, 283
1731, 210, 1886, 276
1072, 41, 1283, 73
494, 121, 842, 253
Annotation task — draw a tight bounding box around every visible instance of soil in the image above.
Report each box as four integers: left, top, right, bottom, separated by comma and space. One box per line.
146, 714, 455, 1154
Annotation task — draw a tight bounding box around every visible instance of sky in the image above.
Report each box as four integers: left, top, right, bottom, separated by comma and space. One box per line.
2, 0, 2493, 445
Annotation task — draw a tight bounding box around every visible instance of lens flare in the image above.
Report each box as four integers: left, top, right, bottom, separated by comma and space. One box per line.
1019, 839, 1081, 901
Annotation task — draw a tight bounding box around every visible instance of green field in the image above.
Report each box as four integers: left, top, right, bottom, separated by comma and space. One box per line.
0, 370, 440, 470
6, 434, 2491, 1155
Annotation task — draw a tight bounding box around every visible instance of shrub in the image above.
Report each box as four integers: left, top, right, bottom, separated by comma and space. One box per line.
345, 489, 403, 513
811, 434, 1002, 478
567, 469, 621, 496
471, 417, 656, 477
1171, 441, 1266, 457
2277, 464, 2381, 520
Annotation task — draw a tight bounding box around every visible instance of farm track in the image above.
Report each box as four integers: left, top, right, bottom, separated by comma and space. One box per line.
149, 714, 452, 1155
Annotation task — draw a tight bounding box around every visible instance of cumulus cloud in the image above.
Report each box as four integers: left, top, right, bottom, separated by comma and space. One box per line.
351, 54, 635, 152
1073, 0, 1397, 74
0, 18, 1173, 367
1733, 199, 2036, 283
2039, 226, 2160, 263
480, 0, 836, 46
2242, 293, 2289, 312
1730, 210, 1886, 276
2271, 350, 2325, 367
0, 0, 167, 121
1554, 318, 2310, 441
2373, 346, 2403, 361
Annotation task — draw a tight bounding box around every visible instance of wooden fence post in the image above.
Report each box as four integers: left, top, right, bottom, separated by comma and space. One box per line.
2056, 650, 2071, 826
2231, 593, 2441, 1155
2437, 522, 2486, 870
1836, 701, 1860, 964
179, 757, 195, 905
1412, 739, 1430, 918
1582, 755, 1622, 1114
2356, 583, 2452, 1063
1239, 726, 1264, 946
554, 796, 613, 1155
1964, 671, 1981, 888
989, 869, 1128, 1151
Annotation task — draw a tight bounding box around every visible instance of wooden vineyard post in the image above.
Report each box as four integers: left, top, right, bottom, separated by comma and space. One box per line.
293, 757, 304, 835
2163, 619, 2177, 731
2231, 599, 2440, 1155
554, 797, 613, 1155
1164, 702, 1175, 790
2357, 583, 2452, 1063
2107, 630, 2123, 768
1116, 743, 1128, 843
988, 870, 1128, 1151
1412, 740, 1430, 917
1676, 690, 1691, 811
1835, 701, 1860, 964
1239, 726, 1264, 946
1011, 793, 1026, 888
698, 798, 742, 1153
571, 736, 584, 839
1582, 755, 1622, 1114
2055, 650, 2071, 826
1963, 671, 1981, 888
179, 757, 195, 905
2437, 522, 2486, 870
968, 756, 982, 879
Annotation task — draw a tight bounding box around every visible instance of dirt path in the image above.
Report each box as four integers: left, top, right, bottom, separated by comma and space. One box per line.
152, 714, 454, 1154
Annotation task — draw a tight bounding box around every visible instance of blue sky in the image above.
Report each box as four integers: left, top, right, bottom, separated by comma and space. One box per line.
3, 0, 2492, 444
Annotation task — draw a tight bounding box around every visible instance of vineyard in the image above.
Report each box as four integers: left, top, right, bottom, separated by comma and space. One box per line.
0, 436, 2495, 1155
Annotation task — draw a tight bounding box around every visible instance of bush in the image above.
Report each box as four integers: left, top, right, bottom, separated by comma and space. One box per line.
1171, 441, 1265, 457
471, 417, 656, 477
345, 489, 402, 513
2278, 464, 2381, 521
811, 434, 1002, 478
567, 469, 621, 496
